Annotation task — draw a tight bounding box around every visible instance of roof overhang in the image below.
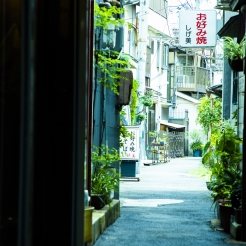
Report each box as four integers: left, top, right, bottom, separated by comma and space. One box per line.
122, 0, 139, 6
176, 91, 200, 104
230, 0, 245, 11
207, 84, 222, 98
160, 121, 185, 129
121, 53, 138, 69
217, 15, 239, 38
214, 0, 231, 10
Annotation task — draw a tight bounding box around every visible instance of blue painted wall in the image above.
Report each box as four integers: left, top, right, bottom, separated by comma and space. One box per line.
93, 1, 124, 199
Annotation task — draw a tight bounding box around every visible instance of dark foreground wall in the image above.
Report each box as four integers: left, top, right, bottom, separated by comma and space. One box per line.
0, 1, 91, 245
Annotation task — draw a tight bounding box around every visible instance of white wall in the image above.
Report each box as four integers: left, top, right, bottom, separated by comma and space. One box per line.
176, 97, 202, 133
123, 4, 137, 57
148, 8, 171, 37
175, 96, 207, 156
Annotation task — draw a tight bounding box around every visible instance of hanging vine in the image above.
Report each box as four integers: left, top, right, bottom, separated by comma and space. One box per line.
94, 4, 133, 95
94, 50, 131, 95
129, 79, 139, 124
94, 3, 139, 145
94, 4, 125, 29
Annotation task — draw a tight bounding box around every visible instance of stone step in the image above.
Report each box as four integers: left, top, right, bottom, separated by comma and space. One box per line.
86, 200, 120, 246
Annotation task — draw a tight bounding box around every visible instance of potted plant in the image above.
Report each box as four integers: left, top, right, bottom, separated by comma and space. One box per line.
231, 187, 242, 224
135, 113, 146, 123
209, 166, 235, 232
149, 130, 159, 144
91, 145, 121, 209
222, 36, 245, 71
219, 202, 232, 233
190, 141, 203, 157
140, 94, 153, 108
230, 172, 242, 224
189, 130, 203, 157
207, 121, 242, 231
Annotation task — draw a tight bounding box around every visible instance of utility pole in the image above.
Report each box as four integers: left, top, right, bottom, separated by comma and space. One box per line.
195, 0, 200, 10
137, 0, 149, 161
156, 35, 163, 133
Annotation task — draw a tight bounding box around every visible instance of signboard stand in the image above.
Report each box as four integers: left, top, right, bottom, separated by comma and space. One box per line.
121, 159, 137, 177
120, 126, 140, 180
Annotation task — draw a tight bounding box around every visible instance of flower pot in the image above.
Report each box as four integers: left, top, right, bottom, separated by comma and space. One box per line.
90, 194, 105, 210
219, 203, 232, 233
193, 150, 202, 157
228, 58, 244, 72
217, 199, 231, 220
234, 208, 241, 224
84, 206, 94, 243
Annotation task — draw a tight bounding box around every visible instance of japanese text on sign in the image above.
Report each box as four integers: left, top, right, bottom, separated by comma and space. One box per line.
196, 13, 207, 45
120, 126, 139, 160
179, 10, 216, 47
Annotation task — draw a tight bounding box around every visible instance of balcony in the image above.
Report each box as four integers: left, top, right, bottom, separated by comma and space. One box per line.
176, 66, 210, 94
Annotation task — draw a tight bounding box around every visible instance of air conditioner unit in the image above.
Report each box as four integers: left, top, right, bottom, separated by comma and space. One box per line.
177, 75, 189, 85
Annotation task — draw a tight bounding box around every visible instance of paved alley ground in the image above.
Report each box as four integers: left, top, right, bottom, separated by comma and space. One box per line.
94, 157, 245, 246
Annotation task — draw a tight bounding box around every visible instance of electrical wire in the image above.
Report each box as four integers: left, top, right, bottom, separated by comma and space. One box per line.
123, 0, 193, 22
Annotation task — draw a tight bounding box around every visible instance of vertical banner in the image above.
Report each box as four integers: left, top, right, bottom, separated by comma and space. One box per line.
120, 126, 139, 160
179, 10, 217, 47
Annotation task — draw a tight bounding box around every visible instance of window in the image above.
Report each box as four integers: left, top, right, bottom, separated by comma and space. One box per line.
151, 40, 154, 54
156, 41, 160, 67
145, 77, 150, 87
162, 43, 169, 68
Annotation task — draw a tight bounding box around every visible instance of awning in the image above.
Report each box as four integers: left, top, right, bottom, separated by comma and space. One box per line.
122, 0, 139, 6
217, 15, 239, 38
230, 0, 245, 11
207, 84, 222, 98
160, 121, 185, 129
121, 53, 138, 69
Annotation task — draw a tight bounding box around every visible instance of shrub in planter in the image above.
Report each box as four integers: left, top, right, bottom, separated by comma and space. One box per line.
222, 36, 245, 72
190, 141, 203, 156
140, 95, 153, 107
219, 202, 232, 232
189, 130, 203, 156
206, 121, 242, 204
234, 207, 241, 224
91, 145, 121, 209
135, 113, 146, 123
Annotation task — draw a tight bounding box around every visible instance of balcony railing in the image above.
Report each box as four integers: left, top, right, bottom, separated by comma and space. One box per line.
176, 66, 210, 93
169, 108, 186, 119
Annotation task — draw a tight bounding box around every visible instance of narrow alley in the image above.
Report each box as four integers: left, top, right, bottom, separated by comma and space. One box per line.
94, 157, 245, 246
